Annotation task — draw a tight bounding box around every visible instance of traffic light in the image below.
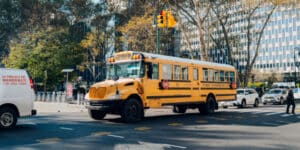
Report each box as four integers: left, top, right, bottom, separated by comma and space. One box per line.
156, 10, 176, 28
157, 11, 166, 28
166, 11, 176, 28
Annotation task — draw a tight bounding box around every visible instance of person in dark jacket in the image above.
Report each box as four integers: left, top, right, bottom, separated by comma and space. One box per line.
286, 88, 296, 114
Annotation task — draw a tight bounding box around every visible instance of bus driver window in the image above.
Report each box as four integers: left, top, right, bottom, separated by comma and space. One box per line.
147, 63, 158, 79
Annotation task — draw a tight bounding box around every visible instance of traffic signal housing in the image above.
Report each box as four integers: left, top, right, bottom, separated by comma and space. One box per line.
156, 10, 176, 28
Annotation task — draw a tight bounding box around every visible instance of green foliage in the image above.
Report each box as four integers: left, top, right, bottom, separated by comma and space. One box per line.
118, 9, 156, 52
3, 28, 84, 90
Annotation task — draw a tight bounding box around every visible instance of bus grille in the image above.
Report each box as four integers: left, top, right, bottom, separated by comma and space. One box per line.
89, 87, 106, 99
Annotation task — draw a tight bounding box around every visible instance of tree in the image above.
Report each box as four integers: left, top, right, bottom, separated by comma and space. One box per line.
3, 28, 84, 90
171, 0, 212, 60
118, 8, 156, 53
0, 0, 22, 59
80, 28, 106, 82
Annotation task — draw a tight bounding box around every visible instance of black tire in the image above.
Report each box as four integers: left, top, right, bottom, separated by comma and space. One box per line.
223, 106, 228, 109
279, 97, 284, 105
0, 107, 18, 129
173, 105, 187, 113
239, 99, 246, 108
89, 109, 106, 120
253, 99, 259, 107
198, 96, 215, 115
263, 102, 267, 105
121, 98, 143, 123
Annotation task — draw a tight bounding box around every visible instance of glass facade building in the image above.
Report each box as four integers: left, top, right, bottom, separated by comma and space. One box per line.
179, 4, 300, 81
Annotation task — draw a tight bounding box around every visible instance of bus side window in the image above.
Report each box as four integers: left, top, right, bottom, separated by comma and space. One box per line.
147, 63, 158, 80
220, 71, 225, 82
147, 63, 153, 79
225, 72, 229, 82
152, 64, 158, 79
193, 68, 198, 80
182, 67, 188, 80
203, 68, 208, 81
229, 72, 235, 82
214, 70, 219, 81
208, 69, 214, 81
174, 65, 181, 80
162, 64, 172, 80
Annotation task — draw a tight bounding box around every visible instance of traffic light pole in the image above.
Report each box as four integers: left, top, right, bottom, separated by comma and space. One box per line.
155, 0, 160, 54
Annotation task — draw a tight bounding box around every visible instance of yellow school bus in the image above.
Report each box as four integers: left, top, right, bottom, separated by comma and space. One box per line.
85, 51, 236, 122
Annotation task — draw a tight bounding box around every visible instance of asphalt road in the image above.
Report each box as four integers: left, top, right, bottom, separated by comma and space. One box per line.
1, 104, 300, 150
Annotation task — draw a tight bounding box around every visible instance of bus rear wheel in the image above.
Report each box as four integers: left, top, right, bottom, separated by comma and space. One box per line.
198, 96, 215, 115
173, 105, 187, 113
89, 109, 106, 120
121, 98, 143, 123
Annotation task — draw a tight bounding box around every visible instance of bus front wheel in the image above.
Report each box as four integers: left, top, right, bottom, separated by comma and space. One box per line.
121, 98, 143, 123
198, 96, 215, 115
89, 109, 106, 120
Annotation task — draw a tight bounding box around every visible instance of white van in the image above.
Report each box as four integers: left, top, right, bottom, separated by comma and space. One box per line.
0, 68, 36, 129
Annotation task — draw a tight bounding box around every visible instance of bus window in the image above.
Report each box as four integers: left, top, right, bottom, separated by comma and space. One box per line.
214, 70, 219, 81
208, 69, 214, 81
229, 72, 235, 82
162, 64, 172, 80
193, 68, 198, 80
220, 71, 225, 81
203, 68, 208, 81
225, 72, 229, 82
174, 65, 181, 80
152, 64, 158, 79
147, 63, 158, 79
182, 67, 188, 80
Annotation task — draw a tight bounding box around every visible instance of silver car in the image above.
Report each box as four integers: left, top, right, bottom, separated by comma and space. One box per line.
261, 88, 288, 105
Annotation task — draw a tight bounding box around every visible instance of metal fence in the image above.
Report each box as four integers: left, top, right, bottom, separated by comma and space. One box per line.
35, 91, 85, 105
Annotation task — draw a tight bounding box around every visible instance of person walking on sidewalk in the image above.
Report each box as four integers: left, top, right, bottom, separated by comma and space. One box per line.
286, 87, 296, 114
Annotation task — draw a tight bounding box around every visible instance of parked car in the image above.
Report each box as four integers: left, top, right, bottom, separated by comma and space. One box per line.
0, 68, 36, 129
220, 88, 260, 108
293, 88, 300, 100
261, 88, 288, 105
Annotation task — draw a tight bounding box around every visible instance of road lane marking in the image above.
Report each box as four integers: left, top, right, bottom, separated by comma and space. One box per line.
134, 127, 151, 131
107, 134, 125, 139
90, 132, 111, 137
167, 144, 187, 149
196, 120, 208, 123
168, 123, 182, 126
265, 112, 283, 116
37, 138, 61, 143
60, 127, 73, 131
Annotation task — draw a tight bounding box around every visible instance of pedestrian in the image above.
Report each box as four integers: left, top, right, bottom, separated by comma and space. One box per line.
286, 87, 296, 114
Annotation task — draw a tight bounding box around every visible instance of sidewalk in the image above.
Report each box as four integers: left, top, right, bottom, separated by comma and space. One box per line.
34, 102, 87, 113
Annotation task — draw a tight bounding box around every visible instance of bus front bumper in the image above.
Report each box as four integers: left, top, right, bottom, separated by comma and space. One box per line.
85, 100, 123, 112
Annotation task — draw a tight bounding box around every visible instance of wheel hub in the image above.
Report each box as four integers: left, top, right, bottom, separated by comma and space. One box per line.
0, 112, 13, 127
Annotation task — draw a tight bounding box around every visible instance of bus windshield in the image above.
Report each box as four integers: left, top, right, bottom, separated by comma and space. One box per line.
106, 61, 144, 79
